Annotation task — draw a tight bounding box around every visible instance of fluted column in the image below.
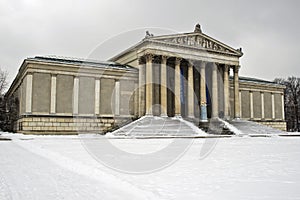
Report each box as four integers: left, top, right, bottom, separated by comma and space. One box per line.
138, 57, 145, 117
200, 62, 208, 122
211, 63, 218, 119
160, 55, 168, 117
223, 65, 230, 119
187, 61, 194, 118
234, 66, 241, 118
174, 57, 182, 117
145, 53, 154, 116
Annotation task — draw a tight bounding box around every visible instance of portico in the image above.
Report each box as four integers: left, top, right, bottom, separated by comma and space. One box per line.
136, 54, 241, 121
112, 24, 243, 121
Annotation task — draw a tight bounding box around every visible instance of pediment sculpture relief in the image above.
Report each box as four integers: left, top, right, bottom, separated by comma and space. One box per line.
159, 35, 234, 54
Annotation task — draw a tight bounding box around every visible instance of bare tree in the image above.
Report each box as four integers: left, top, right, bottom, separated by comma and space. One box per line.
0, 68, 8, 96
275, 77, 300, 132
0, 68, 9, 131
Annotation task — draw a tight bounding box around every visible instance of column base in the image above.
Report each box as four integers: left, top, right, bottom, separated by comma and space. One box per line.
233, 117, 241, 121
174, 114, 182, 119
223, 116, 230, 121
200, 105, 208, 122
200, 119, 208, 123
160, 114, 168, 118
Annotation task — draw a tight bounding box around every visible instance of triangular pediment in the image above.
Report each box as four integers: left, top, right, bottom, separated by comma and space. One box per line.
147, 33, 243, 56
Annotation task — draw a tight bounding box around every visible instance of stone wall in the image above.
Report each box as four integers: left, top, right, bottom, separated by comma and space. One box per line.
257, 121, 287, 131
17, 116, 131, 135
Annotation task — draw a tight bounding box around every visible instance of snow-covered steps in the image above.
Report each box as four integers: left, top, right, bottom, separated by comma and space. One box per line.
110, 116, 207, 137
224, 119, 285, 136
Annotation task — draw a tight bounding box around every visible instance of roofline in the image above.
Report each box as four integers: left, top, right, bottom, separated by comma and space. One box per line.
6, 56, 138, 97
109, 31, 243, 61
230, 76, 286, 88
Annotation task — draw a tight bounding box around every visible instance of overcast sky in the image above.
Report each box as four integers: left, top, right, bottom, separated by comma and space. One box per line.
1, 0, 300, 83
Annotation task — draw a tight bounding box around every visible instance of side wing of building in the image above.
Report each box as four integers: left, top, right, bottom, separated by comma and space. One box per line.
5, 56, 139, 134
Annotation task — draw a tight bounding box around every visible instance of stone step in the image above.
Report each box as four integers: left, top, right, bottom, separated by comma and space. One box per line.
111, 116, 207, 136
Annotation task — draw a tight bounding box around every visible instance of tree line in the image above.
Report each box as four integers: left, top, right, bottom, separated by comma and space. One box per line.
275, 77, 300, 132
0, 68, 19, 132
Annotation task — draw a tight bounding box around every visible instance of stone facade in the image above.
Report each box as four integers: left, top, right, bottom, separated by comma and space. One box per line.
6, 25, 287, 134
6, 56, 138, 134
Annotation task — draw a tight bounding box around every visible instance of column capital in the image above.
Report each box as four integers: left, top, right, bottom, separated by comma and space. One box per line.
161, 55, 169, 61
224, 64, 230, 72
138, 56, 144, 64
200, 61, 206, 69
212, 62, 218, 70
175, 57, 182, 65
145, 53, 154, 62
233, 65, 241, 73
187, 60, 194, 67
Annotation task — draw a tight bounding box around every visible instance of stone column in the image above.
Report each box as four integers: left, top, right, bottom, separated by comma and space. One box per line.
145, 53, 154, 116
160, 55, 168, 117
187, 61, 194, 118
211, 63, 218, 119
271, 93, 275, 119
25, 73, 33, 113
174, 57, 182, 117
115, 80, 120, 116
200, 62, 208, 122
94, 79, 100, 115
138, 57, 145, 117
281, 93, 285, 120
134, 82, 139, 116
250, 91, 254, 119
73, 76, 79, 115
239, 91, 242, 117
234, 66, 241, 118
261, 92, 265, 119
223, 65, 230, 119
50, 74, 57, 114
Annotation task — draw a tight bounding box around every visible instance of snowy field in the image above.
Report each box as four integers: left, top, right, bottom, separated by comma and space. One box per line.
1, 133, 300, 200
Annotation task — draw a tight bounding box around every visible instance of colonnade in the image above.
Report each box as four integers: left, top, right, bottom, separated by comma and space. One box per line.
137, 53, 241, 120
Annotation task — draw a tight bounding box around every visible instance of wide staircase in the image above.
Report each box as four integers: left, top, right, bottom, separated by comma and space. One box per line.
111, 116, 207, 137
225, 119, 285, 135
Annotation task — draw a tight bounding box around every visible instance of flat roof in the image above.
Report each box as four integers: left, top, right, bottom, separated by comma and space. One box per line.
28, 55, 136, 70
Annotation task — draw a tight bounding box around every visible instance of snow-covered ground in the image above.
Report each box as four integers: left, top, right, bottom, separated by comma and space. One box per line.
1, 133, 300, 199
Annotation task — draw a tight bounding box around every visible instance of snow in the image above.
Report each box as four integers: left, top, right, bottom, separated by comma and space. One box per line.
218, 118, 244, 136
1, 133, 300, 199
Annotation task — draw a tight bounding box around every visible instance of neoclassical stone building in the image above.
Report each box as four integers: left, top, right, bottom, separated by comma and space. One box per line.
6, 25, 286, 134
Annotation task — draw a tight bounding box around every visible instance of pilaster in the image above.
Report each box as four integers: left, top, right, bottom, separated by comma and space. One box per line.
50, 74, 57, 114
